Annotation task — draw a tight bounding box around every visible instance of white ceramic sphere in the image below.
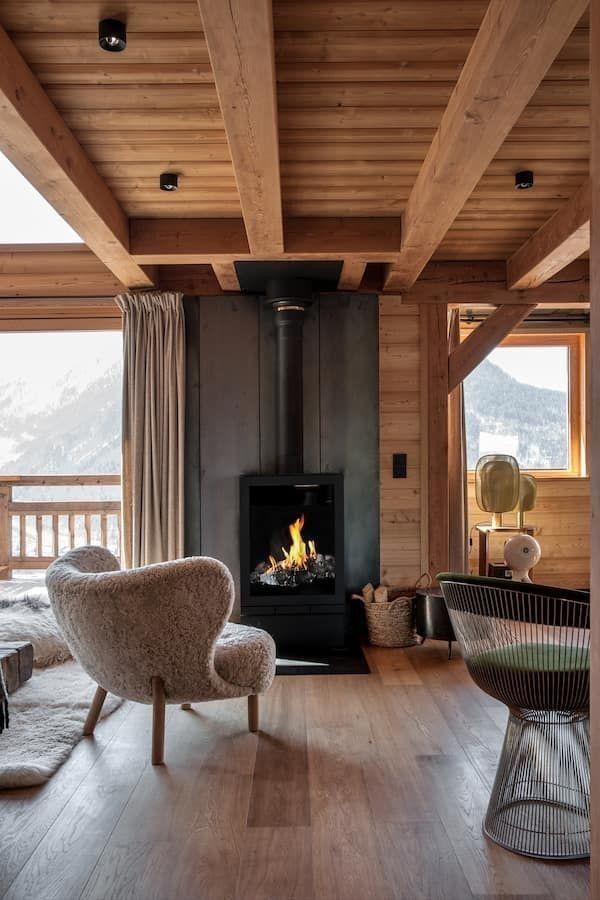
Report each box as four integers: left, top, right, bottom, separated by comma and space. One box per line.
503, 534, 542, 583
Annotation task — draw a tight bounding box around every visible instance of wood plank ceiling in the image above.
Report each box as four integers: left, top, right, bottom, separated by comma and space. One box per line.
0, 1, 591, 292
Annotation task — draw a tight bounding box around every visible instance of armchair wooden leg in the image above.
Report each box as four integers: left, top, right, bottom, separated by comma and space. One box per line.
181, 703, 192, 710
83, 686, 107, 736
152, 677, 166, 766
248, 694, 259, 733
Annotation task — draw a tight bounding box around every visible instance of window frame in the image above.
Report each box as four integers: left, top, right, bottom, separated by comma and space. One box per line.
464, 329, 586, 478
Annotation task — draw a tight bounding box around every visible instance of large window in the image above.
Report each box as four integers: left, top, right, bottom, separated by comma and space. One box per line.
0, 330, 122, 480
464, 333, 585, 475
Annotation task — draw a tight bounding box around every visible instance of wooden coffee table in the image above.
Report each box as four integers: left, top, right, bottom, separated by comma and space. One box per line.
0, 641, 33, 693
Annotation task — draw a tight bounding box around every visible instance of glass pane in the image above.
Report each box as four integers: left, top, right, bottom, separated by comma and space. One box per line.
0, 331, 122, 488
464, 344, 569, 470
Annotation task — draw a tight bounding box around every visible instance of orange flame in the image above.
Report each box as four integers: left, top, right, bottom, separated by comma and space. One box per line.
265, 515, 317, 573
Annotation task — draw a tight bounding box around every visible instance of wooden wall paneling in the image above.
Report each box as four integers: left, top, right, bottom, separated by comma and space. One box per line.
590, 0, 600, 891
467, 478, 590, 589
198, 296, 260, 612
319, 294, 379, 591
378, 299, 422, 587
422, 303, 449, 579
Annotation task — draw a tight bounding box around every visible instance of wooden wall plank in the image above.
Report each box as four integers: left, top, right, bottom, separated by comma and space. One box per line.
379, 300, 422, 587
467, 478, 589, 589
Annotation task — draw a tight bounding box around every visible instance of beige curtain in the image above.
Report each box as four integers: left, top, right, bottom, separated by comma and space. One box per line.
448, 309, 469, 572
116, 292, 185, 567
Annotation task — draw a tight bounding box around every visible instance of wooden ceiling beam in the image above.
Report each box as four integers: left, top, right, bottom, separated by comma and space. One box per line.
212, 263, 241, 292
338, 261, 366, 291
507, 179, 590, 289
448, 304, 537, 392
383, 0, 588, 292
400, 260, 589, 306
196, 0, 283, 255
129, 217, 402, 264
0, 25, 152, 290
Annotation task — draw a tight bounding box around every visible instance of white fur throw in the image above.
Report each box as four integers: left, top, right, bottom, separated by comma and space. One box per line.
0, 586, 72, 667
0, 660, 121, 788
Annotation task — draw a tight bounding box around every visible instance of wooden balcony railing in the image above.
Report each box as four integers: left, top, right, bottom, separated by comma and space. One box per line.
0, 475, 121, 580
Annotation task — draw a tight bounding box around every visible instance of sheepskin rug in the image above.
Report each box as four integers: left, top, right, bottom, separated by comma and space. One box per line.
0, 586, 71, 667
0, 660, 122, 788
0, 584, 122, 788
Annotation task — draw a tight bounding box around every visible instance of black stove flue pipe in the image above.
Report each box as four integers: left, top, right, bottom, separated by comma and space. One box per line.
266, 278, 313, 474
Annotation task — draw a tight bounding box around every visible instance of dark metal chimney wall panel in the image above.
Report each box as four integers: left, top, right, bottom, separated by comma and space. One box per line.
274, 306, 305, 473
197, 296, 260, 607
319, 294, 380, 593
184, 292, 380, 616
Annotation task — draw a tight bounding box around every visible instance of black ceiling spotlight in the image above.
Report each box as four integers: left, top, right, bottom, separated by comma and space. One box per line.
98, 18, 127, 52
515, 169, 534, 190
160, 172, 179, 192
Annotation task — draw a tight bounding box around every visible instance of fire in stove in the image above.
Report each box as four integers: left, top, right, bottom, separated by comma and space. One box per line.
250, 514, 335, 589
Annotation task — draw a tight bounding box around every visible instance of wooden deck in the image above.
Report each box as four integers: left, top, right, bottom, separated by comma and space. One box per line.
0, 642, 589, 900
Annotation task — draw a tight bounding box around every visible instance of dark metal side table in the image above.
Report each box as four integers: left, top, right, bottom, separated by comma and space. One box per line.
415, 588, 456, 659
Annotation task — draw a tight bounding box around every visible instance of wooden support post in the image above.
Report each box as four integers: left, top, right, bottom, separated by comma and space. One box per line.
590, 0, 600, 890
0, 485, 9, 580
421, 303, 449, 579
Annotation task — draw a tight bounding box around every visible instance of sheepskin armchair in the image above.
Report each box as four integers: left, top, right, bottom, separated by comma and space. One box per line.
46, 546, 276, 764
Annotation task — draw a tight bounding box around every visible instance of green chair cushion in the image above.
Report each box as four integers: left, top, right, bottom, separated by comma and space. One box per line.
473, 642, 589, 673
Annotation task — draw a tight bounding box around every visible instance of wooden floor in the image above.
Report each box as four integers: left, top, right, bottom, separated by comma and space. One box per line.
0, 642, 589, 900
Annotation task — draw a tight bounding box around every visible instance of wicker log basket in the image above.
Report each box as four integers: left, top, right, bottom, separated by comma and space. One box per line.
356, 575, 431, 648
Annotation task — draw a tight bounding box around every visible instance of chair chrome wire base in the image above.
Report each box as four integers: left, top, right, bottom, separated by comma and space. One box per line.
484, 709, 590, 860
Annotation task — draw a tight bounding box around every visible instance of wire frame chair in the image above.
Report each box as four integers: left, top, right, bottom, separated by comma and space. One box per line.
438, 573, 590, 860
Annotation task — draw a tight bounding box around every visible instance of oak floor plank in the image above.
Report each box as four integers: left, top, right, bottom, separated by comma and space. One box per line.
0, 697, 133, 896
308, 724, 392, 900
0, 645, 589, 900
246, 679, 310, 828
375, 820, 475, 899
235, 826, 314, 900
81, 698, 257, 900
3, 703, 149, 900
418, 754, 550, 897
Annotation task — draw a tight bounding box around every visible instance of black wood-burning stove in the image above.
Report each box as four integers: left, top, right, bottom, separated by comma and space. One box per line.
240, 473, 344, 647
239, 277, 345, 649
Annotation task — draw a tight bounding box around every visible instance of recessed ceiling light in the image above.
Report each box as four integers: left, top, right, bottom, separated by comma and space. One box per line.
98, 19, 127, 53
160, 172, 179, 192
515, 170, 534, 190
